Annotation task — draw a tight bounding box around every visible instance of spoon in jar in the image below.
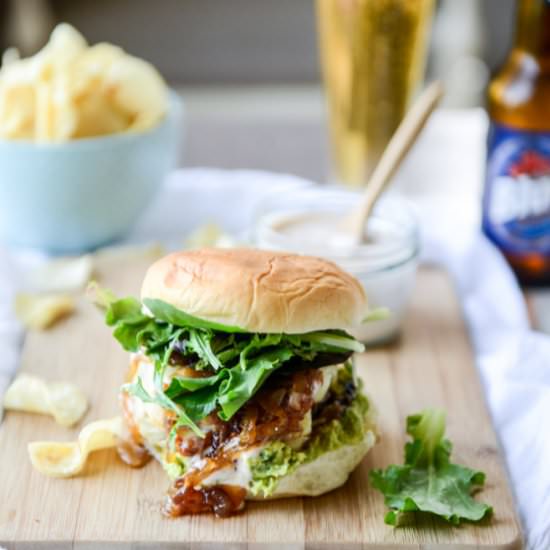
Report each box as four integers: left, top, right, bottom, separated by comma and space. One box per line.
343, 81, 444, 244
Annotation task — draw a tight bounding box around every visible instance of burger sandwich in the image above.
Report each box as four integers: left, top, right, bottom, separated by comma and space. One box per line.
103, 248, 378, 516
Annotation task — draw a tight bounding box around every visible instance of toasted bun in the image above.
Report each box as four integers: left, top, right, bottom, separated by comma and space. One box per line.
141, 248, 367, 334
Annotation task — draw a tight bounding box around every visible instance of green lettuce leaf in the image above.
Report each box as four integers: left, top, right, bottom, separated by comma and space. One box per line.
99, 289, 364, 439
370, 409, 492, 526
101, 294, 170, 354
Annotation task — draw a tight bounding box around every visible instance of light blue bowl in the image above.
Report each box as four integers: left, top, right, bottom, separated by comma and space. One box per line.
0, 92, 183, 253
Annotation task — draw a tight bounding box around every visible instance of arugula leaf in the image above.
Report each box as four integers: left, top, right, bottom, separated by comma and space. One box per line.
144, 298, 247, 333
165, 370, 229, 397
239, 333, 283, 369
173, 385, 219, 423
370, 409, 492, 526
122, 374, 204, 439
299, 331, 365, 353
218, 348, 294, 420
122, 331, 205, 438
188, 330, 223, 371
99, 288, 365, 438
122, 376, 158, 405
156, 334, 205, 437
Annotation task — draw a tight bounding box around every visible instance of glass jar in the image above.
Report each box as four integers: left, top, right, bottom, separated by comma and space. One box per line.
253, 187, 419, 345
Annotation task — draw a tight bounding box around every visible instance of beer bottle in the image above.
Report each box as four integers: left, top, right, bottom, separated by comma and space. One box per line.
483, 0, 550, 286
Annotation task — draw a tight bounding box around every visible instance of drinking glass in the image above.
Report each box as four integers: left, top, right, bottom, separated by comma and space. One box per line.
316, 0, 434, 187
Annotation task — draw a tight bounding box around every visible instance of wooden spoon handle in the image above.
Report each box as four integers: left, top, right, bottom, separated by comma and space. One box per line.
348, 81, 444, 241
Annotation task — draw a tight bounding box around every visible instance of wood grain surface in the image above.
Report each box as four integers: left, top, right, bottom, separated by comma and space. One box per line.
0, 253, 523, 549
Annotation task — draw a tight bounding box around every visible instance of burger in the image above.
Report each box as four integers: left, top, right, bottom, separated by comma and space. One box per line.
103, 248, 378, 516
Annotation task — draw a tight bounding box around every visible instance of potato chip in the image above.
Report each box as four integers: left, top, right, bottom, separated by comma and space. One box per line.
105, 55, 167, 132
26, 255, 93, 293
3, 374, 88, 427
0, 23, 167, 141
72, 92, 130, 138
15, 293, 75, 330
0, 84, 35, 139
94, 242, 165, 262
185, 223, 237, 249
28, 416, 123, 477
43, 22, 88, 65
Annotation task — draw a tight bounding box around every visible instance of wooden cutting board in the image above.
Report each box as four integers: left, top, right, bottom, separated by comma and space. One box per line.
0, 253, 522, 549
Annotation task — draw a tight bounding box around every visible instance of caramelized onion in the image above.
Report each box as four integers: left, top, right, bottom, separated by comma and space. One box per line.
164, 481, 246, 518
161, 367, 339, 517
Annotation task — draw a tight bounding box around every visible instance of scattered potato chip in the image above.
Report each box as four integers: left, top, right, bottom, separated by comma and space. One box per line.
105, 55, 167, 133
26, 255, 93, 293
3, 374, 88, 427
185, 223, 237, 249
94, 242, 165, 262
28, 416, 123, 477
15, 293, 75, 330
0, 23, 167, 142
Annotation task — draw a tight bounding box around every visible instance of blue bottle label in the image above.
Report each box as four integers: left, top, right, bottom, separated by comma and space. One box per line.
483, 123, 550, 255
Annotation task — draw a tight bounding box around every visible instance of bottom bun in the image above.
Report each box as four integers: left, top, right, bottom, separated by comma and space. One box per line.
248, 404, 378, 500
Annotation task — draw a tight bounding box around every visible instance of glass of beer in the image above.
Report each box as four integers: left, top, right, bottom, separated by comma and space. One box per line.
316, 0, 434, 187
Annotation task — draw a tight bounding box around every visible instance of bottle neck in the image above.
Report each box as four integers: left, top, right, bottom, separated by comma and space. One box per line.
515, 0, 550, 58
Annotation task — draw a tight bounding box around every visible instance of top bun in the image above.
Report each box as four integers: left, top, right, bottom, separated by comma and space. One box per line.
141, 248, 367, 334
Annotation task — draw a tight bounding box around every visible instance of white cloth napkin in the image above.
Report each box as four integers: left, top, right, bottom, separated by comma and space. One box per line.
0, 169, 548, 548
420, 201, 550, 550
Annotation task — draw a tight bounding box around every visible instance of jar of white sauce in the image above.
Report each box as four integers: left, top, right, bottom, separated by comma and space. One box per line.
253, 187, 419, 345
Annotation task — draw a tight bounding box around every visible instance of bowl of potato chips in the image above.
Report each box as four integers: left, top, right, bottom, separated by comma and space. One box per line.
0, 24, 182, 253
